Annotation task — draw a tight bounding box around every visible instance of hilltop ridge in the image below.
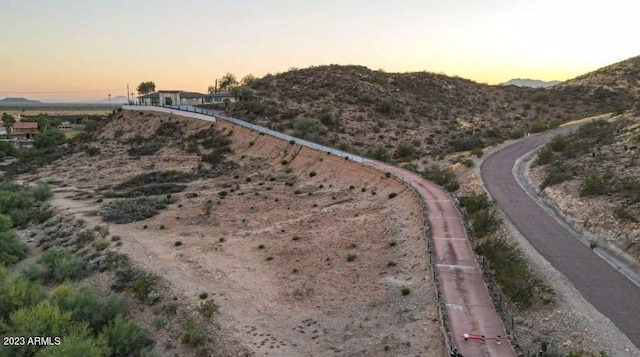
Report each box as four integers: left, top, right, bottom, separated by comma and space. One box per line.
221, 63, 634, 167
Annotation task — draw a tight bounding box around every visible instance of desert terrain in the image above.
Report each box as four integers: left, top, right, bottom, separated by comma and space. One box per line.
21, 109, 444, 356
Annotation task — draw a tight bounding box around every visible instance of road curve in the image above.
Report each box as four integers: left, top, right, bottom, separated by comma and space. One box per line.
481, 129, 640, 348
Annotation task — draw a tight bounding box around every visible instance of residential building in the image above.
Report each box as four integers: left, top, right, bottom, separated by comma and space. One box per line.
138, 90, 238, 106
11, 121, 39, 140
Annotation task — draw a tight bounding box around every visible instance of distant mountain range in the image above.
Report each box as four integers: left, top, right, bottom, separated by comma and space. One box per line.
0, 96, 129, 106
0, 97, 43, 104
83, 96, 128, 104
500, 78, 561, 88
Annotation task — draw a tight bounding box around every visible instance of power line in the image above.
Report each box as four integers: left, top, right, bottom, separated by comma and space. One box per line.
0, 88, 127, 94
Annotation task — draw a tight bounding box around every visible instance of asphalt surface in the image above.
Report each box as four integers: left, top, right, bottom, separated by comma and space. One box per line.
368, 162, 514, 357
481, 128, 640, 348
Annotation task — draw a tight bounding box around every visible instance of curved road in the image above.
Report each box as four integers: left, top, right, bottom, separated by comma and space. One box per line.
481, 127, 640, 348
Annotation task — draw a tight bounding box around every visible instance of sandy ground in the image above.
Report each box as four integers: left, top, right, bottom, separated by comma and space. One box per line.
24, 110, 445, 356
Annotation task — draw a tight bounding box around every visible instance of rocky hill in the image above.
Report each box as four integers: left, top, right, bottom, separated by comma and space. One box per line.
219, 64, 634, 166
557, 55, 640, 101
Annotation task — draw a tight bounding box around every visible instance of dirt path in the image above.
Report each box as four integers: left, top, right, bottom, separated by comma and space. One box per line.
366, 162, 514, 357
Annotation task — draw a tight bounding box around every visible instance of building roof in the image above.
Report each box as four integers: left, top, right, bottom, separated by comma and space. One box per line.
138, 92, 160, 99
13, 121, 38, 130
138, 90, 206, 99
204, 91, 235, 98
180, 91, 206, 98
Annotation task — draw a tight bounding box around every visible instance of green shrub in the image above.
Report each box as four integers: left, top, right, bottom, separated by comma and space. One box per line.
401, 288, 411, 296
459, 192, 492, 214
97, 197, 167, 223
471, 148, 483, 158
540, 160, 572, 189
0, 188, 33, 227
509, 130, 525, 140
309, 172, 317, 177
33, 129, 66, 149
530, 121, 548, 133
102, 314, 152, 357
41, 248, 87, 282
8, 302, 76, 355
422, 164, 460, 192
132, 273, 161, 305
20, 262, 44, 282
198, 300, 219, 318
477, 237, 553, 307
346, 254, 356, 262
388, 193, 397, 199
535, 147, 556, 166
199, 292, 208, 299
174, 241, 182, 247
181, 321, 209, 349
378, 97, 397, 114
92, 241, 109, 251
0, 213, 11, 232
450, 136, 484, 152
84, 146, 101, 157
36, 328, 110, 357
580, 174, 611, 196
366, 146, 390, 162
0, 267, 46, 319
396, 143, 416, 161
50, 283, 125, 331
471, 209, 502, 238
292, 117, 326, 143
31, 182, 53, 201
0, 230, 28, 265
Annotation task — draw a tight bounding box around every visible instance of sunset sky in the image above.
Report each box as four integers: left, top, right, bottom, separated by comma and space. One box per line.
1, 0, 639, 101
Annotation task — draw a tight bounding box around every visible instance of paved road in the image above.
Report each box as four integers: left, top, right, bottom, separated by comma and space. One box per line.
368, 162, 514, 357
124, 105, 514, 356
481, 128, 640, 348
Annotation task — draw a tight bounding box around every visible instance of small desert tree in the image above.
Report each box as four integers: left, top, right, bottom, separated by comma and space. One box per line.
241, 74, 258, 86
136, 81, 156, 95
218, 73, 238, 91
2, 112, 15, 133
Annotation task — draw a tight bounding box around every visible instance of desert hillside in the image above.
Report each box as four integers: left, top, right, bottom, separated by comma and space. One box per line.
21, 109, 444, 356
217, 64, 632, 166
530, 111, 640, 262
557, 55, 640, 101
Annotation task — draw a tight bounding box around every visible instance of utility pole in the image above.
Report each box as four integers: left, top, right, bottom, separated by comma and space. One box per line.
127, 84, 130, 104
108, 94, 111, 110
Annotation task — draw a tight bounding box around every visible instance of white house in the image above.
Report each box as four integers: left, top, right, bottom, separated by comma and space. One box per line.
138, 90, 238, 106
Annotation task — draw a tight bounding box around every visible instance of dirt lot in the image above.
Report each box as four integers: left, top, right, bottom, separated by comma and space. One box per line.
23, 110, 444, 356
